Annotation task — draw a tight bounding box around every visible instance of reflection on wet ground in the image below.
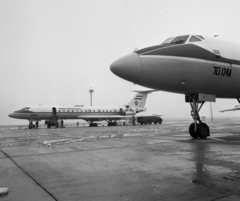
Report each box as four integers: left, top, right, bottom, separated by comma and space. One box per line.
1, 119, 240, 201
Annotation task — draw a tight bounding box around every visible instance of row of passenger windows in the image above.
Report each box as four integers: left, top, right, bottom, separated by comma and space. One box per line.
58, 109, 118, 113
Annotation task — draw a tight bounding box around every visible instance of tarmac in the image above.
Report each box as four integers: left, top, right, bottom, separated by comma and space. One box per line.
1, 119, 240, 201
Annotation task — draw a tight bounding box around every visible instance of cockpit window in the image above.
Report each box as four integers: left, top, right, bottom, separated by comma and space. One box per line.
196, 35, 204, 40
161, 37, 174, 44
22, 107, 30, 110
189, 36, 201, 42
170, 35, 189, 44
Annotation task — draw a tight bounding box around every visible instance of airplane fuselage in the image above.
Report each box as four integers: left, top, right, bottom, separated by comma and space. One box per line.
8, 90, 152, 128
111, 35, 240, 98
110, 34, 240, 139
9, 106, 137, 122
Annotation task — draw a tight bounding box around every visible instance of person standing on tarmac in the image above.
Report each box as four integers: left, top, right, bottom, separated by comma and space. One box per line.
35, 121, 39, 129
61, 119, 64, 128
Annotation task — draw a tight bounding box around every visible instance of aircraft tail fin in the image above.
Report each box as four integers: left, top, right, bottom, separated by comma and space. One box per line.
127, 90, 157, 110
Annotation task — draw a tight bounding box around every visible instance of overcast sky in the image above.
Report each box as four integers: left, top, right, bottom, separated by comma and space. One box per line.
1, 0, 240, 125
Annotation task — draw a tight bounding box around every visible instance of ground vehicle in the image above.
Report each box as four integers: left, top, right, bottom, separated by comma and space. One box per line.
136, 115, 162, 125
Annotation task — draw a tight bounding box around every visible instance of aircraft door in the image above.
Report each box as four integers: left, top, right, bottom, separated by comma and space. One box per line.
52, 107, 57, 116
212, 49, 231, 77
212, 49, 232, 94
52, 107, 58, 128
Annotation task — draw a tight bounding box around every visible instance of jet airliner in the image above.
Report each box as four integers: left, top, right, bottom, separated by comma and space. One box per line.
9, 90, 155, 129
110, 34, 240, 139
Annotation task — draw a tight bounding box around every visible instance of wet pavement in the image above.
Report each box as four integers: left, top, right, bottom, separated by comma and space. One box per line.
1, 119, 240, 201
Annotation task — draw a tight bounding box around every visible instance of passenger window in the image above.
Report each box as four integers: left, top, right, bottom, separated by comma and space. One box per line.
189, 36, 201, 42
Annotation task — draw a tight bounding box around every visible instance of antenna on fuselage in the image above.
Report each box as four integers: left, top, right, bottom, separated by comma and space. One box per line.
133, 48, 138, 52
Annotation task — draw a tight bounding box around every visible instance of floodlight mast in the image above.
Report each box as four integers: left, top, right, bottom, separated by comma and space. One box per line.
89, 88, 94, 106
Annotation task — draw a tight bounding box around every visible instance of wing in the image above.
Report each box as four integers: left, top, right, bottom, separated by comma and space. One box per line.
219, 105, 240, 113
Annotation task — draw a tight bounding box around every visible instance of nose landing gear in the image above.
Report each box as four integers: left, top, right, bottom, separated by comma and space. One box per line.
187, 94, 210, 139
189, 122, 209, 139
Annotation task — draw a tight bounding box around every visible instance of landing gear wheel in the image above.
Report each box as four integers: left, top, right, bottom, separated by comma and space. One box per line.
189, 123, 199, 139
198, 123, 209, 139
90, 123, 98, 127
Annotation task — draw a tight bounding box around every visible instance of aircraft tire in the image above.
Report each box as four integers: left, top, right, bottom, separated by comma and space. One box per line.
198, 123, 209, 139
189, 123, 199, 139
108, 122, 113, 126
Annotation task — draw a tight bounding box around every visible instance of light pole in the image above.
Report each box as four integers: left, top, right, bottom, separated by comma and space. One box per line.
89, 88, 94, 106
210, 102, 213, 121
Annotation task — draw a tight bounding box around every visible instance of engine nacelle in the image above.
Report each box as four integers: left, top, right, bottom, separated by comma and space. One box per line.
133, 107, 146, 113
125, 110, 136, 116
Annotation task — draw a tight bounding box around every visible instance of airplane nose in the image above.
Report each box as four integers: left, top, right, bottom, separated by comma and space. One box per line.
110, 53, 142, 83
8, 113, 14, 118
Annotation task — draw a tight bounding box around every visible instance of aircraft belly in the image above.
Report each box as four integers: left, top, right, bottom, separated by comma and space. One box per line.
139, 56, 240, 97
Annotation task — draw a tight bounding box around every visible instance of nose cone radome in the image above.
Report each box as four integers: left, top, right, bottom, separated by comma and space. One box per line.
110, 53, 142, 83
8, 113, 15, 118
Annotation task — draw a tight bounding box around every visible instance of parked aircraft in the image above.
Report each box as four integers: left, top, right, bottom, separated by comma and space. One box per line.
8, 90, 155, 129
220, 105, 240, 113
110, 34, 240, 139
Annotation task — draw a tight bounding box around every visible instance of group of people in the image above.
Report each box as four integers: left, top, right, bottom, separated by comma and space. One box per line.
29, 121, 39, 129
28, 120, 82, 129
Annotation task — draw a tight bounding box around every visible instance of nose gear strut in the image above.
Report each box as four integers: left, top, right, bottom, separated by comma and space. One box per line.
187, 94, 210, 139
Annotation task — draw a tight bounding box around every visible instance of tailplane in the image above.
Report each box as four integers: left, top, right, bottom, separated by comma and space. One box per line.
127, 90, 157, 112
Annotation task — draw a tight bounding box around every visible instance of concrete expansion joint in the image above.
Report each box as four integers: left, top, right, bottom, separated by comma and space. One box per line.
210, 190, 240, 201
0, 149, 58, 201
